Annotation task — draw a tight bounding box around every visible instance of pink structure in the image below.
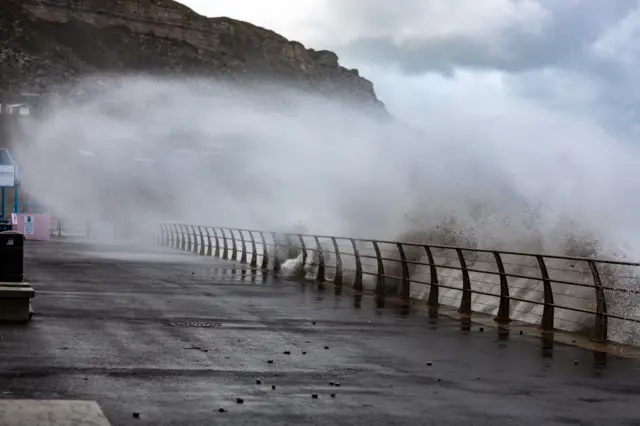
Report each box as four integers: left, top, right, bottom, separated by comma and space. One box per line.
13, 213, 51, 241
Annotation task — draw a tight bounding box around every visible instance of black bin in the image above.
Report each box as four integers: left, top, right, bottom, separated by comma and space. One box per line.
0, 219, 11, 232
0, 231, 25, 282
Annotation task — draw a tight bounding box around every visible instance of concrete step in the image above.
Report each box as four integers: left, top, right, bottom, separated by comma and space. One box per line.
0, 400, 112, 426
0, 284, 35, 322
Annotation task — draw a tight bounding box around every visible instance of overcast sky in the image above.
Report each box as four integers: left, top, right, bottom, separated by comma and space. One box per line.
178, 0, 640, 142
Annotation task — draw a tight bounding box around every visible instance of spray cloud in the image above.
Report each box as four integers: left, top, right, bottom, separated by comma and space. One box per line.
9, 73, 640, 259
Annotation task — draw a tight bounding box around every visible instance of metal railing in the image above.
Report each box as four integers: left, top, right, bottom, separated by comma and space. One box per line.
155, 223, 640, 345
49, 218, 139, 241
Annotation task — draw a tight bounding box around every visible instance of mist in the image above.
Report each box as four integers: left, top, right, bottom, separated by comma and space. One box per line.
11, 74, 640, 260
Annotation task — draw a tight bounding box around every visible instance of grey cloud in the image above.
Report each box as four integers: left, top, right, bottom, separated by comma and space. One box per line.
336, 1, 638, 74
327, 0, 640, 139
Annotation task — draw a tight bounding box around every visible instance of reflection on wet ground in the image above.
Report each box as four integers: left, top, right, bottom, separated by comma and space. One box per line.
207, 264, 629, 378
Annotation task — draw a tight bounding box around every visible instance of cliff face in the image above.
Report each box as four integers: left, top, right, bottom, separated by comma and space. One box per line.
0, 0, 384, 109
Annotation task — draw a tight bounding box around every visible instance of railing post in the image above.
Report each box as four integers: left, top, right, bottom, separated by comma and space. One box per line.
220, 228, 229, 260
229, 229, 238, 261
493, 251, 510, 323
163, 223, 170, 247
297, 234, 307, 277
456, 248, 472, 315
424, 245, 439, 308
259, 232, 269, 270
183, 224, 189, 251
248, 231, 258, 268
172, 223, 182, 250
190, 225, 198, 253
172, 224, 180, 249
188, 225, 195, 253
331, 237, 343, 287
185, 225, 193, 252
272, 232, 280, 274
238, 230, 247, 264
198, 226, 206, 255
211, 227, 220, 257
536, 255, 555, 332
204, 227, 213, 256
350, 239, 363, 291
372, 240, 385, 297
314, 236, 325, 283
179, 224, 187, 251
588, 260, 608, 343
172, 224, 179, 249
179, 224, 186, 250
397, 243, 411, 301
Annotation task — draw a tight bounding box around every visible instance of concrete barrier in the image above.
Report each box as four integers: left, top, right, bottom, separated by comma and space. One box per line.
0, 400, 112, 426
0, 284, 34, 322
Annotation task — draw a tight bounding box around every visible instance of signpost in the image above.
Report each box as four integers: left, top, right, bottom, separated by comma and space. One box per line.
0, 149, 20, 220
24, 215, 34, 235
0, 165, 15, 187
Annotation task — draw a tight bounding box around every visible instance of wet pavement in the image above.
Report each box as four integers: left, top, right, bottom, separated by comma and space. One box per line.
1, 240, 640, 425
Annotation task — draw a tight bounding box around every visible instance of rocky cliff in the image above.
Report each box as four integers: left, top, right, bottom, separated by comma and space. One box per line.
0, 0, 384, 109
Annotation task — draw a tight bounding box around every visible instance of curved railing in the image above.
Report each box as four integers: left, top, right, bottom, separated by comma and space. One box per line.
154, 223, 640, 346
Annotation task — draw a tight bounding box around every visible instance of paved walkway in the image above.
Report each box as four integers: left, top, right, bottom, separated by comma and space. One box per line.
0, 240, 639, 425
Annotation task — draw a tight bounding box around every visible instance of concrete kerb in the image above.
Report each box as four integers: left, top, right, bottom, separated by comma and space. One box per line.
0, 400, 112, 426
0, 282, 35, 322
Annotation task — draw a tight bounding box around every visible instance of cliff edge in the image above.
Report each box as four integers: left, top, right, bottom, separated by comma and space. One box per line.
0, 0, 385, 110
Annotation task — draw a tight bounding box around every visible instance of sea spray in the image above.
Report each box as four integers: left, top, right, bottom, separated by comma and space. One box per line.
10, 74, 640, 343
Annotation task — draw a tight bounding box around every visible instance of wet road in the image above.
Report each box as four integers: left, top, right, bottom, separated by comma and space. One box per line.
1, 240, 640, 425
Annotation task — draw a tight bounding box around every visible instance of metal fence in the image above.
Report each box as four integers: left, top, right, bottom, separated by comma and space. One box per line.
155, 223, 640, 346
49, 218, 138, 241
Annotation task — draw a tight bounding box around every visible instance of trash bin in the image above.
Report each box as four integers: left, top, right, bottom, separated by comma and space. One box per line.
0, 231, 25, 282
0, 219, 11, 232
